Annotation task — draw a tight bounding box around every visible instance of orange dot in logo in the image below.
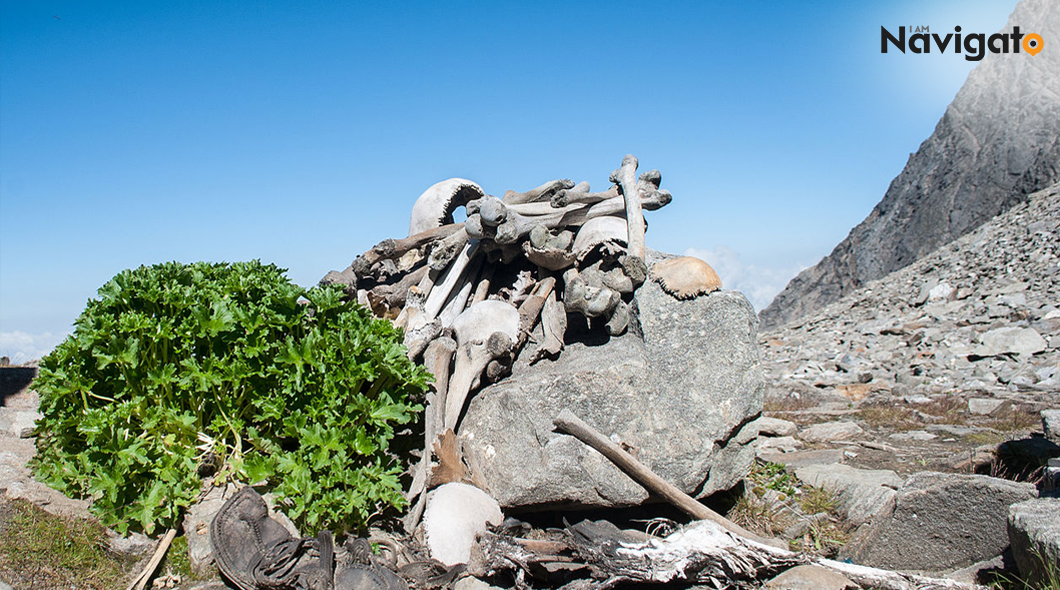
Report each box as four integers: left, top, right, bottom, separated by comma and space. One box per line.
1023, 33, 1044, 55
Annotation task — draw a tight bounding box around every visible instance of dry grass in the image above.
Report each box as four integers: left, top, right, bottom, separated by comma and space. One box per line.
858, 396, 968, 431
798, 486, 837, 515
0, 498, 132, 589
763, 395, 816, 414
982, 405, 1041, 433
727, 494, 792, 538
858, 406, 921, 431
788, 518, 851, 558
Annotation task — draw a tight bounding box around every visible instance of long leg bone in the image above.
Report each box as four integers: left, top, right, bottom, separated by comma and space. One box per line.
403, 335, 458, 532
491, 189, 671, 245
610, 154, 646, 261
438, 254, 484, 328
429, 227, 470, 271
352, 223, 464, 277
425, 241, 479, 321
502, 179, 574, 205
530, 291, 566, 364
444, 301, 520, 431
551, 185, 619, 208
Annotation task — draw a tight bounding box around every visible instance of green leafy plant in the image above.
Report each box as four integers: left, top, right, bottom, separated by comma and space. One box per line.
32, 261, 429, 535
747, 460, 799, 499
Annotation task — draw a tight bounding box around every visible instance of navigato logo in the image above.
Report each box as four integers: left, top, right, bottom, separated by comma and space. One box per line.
882, 25, 1044, 61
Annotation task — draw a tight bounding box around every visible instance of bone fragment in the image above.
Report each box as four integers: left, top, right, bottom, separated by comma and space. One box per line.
319, 268, 358, 294
478, 195, 508, 227
409, 179, 483, 237
516, 277, 556, 349
471, 266, 493, 305
605, 299, 630, 336
429, 227, 470, 271
610, 154, 646, 261
563, 267, 620, 318
368, 264, 429, 310
444, 301, 520, 431
502, 179, 575, 205
353, 223, 464, 276
425, 241, 478, 321
650, 256, 722, 300
530, 293, 566, 364
438, 254, 483, 328
551, 185, 619, 208
403, 335, 459, 533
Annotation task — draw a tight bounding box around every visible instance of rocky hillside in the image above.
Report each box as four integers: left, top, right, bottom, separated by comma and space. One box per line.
758, 181, 1059, 474
761, 0, 1060, 330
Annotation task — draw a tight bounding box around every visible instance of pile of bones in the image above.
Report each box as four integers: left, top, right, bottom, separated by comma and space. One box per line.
321, 154, 722, 530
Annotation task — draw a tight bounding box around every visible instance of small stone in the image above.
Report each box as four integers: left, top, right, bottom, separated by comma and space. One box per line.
888, 430, 938, 442
799, 421, 864, 443
755, 416, 798, 437
928, 281, 955, 303
454, 577, 506, 590
968, 398, 1005, 415
974, 327, 1047, 357
756, 436, 803, 455
1008, 498, 1060, 588
765, 565, 856, 590
106, 529, 153, 558
0, 409, 41, 438
758, 449, 845, 469
1043, 409, 1060, 442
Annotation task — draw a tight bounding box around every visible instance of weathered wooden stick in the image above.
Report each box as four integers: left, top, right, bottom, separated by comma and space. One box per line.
552, 409, 783, 548
611, 155, 646, 261
126, 527, 178, 590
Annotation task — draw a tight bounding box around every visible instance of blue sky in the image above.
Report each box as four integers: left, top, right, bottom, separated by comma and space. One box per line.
0, 0, 1019, 362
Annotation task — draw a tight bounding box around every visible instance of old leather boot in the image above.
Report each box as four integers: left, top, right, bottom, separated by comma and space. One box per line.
334, 538, 408, 590
211, 486, 334, 590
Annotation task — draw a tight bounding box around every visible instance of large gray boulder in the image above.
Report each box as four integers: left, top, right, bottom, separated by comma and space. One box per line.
460, 277, 763, 510
842, 472, 1037, 572
793, 463, 903, 527
1008, 498, 1060, 588
761, 0, 1060, 330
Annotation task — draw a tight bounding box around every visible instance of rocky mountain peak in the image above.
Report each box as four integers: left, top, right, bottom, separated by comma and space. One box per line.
761, 0, 1060, 330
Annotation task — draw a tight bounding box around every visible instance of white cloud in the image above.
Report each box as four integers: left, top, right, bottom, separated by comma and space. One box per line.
0, 331, 68, 364
683, 246, 806, 312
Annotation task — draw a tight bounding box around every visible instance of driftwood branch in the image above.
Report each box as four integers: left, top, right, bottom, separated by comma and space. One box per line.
126, 527, 178, 590
552, 409, 783, 548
